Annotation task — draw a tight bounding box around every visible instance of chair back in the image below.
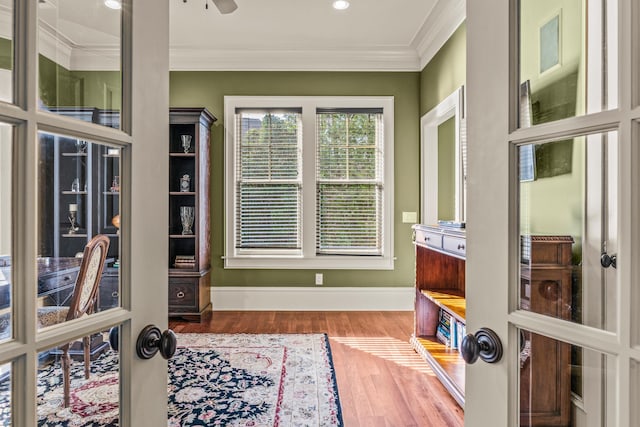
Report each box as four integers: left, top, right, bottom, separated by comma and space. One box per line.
66, 234, 110, 320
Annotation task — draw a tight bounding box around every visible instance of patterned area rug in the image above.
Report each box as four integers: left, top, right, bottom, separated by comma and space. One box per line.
0, 333, 343, 427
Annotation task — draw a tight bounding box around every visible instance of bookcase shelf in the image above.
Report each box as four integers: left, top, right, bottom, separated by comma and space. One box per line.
420, 289, 466, 322
412, 224, 466, 407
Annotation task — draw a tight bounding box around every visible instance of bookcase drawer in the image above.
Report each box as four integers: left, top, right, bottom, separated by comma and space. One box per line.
168, 280, 198, 312
416, 228, 443, 250
443, 235, 466, 257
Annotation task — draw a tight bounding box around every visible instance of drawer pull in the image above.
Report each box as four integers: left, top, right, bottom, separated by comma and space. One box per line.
425, 236, 430, 241
111, 291, 119, 298
457, 244, 465, 250
176, 291, 185, 299
63, 276, 71, 281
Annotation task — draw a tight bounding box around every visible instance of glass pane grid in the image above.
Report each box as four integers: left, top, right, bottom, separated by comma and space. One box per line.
0, 361, 11, 424
0, 122, 12, 342
37, 328, 120, 425
517, 131, 617, 332
519, 328, 612, 427
518, 0, 616, 128
37, 0, 122, 129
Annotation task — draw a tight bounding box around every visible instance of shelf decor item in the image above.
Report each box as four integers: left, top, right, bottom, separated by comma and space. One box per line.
181, 135, 192, 153
68, 204, 79, 234
180, 174, 190, 192
110, 176, 120, 193
180, 206, 194, 235
75, 140, 87, 153
71, 178, 80, 193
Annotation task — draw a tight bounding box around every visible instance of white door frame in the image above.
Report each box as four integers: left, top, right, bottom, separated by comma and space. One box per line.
465, 0, 638, 426
0, 0, 169, 424
420, 86, 465, 225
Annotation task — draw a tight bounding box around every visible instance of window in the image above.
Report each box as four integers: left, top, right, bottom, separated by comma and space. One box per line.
225, 97, 394, 269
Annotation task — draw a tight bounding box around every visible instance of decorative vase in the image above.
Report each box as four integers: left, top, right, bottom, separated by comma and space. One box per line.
180, 174, 190, 192
180, 206, 195, 235
181, 135, 192, 153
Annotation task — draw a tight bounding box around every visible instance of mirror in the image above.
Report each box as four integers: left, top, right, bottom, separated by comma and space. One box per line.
420, 86, 466, 225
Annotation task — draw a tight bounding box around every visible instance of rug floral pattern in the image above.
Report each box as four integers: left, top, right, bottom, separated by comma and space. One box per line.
171, 333, 343, 427
0, 333, 343, 427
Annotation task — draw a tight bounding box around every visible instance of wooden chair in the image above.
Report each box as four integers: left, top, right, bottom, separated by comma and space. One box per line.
37, 234, 110, 407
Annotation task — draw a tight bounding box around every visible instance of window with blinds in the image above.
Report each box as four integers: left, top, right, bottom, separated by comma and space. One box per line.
235, 109, 302, 250
225, 96, 393, 269
316, 109, 383, 255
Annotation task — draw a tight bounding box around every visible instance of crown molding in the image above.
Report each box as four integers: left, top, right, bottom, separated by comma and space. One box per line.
169, 46, 421, 71
412, 0, 466, 71
2, 1, 466, 73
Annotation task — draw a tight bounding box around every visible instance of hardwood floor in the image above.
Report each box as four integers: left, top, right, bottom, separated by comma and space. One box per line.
170, 311, 465, 427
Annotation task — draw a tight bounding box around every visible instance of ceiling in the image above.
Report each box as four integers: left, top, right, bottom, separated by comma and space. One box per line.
170, 0, 465, 71
29, 0, 466, 72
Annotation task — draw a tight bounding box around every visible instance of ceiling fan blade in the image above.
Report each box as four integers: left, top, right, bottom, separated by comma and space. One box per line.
211, 0, 238, 14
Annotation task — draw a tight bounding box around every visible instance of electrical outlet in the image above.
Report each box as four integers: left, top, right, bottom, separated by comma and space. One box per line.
315, 273, 323, 286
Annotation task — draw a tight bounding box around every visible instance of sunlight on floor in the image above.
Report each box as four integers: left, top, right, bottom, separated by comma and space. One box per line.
330, 336, 435, 375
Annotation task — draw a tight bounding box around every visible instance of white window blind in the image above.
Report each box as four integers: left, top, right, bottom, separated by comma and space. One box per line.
235, 109, 302, 250
316, 109, 384, 255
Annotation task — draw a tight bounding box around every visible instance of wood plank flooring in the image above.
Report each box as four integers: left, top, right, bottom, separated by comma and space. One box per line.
170, 311, 465, 427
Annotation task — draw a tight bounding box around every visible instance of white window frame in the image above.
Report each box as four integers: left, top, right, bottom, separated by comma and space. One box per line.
224, 96, 394, 269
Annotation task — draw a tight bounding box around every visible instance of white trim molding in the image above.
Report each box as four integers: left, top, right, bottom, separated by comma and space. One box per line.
211, 286, 414, 311
170, 47, 420, 72
412, 0, 466, 70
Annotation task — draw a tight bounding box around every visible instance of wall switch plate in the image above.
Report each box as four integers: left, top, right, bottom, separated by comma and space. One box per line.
402, 211, 417, 223
315, 273, 323, 285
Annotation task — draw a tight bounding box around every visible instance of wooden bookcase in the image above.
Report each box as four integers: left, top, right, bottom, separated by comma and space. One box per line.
411, 227, 574, 421
168, 108, 216, 321
411, 224, 466, 407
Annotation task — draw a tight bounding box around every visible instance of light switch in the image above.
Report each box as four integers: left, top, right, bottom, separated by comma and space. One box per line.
402, 211, 417, 223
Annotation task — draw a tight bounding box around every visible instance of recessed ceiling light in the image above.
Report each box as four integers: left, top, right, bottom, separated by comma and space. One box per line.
104, 0, 122, 10
332, 0, 350, 10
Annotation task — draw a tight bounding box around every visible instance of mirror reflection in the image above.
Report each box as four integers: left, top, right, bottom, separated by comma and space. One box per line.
37, 0, 122, 128
0, 0, 13, 103
37, 132, 121, 332
0, 123, 11, 341
519, 0, 615, 127
518, 130, 617, 333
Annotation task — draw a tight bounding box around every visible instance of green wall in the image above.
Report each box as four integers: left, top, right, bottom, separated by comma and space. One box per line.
0, 38, 11, 70
437, 117, 455, 221
170, 71, 421, 288
420, 23, 466, 116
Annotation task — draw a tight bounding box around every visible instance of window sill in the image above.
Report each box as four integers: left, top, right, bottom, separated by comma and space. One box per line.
223, 255, 394, 270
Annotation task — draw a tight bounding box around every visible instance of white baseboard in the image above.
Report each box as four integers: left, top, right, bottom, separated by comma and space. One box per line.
211, 286, 414, 311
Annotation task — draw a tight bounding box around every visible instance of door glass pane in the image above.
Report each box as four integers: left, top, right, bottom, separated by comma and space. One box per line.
38, 0, 122, 129
37, 328, 120, 424
519, 0, 616, 128
518, 131, 617, 332
519, 329, 614, 426
37, 132, 121, 330
0, 362, 12, 423
0, 123, 11, 341
0, 0, 13, 103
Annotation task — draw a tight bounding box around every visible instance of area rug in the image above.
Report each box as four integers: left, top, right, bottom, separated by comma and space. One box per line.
0, 333, 343, 427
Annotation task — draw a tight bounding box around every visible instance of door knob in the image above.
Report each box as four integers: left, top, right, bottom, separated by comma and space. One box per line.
136, 325, 177, 360
460, 327, 503, 364
600, 252, 617, 269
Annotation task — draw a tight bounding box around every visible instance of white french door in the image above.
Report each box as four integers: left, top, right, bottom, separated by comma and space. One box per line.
464, 0, 639, 426
0, 0, 169, 425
